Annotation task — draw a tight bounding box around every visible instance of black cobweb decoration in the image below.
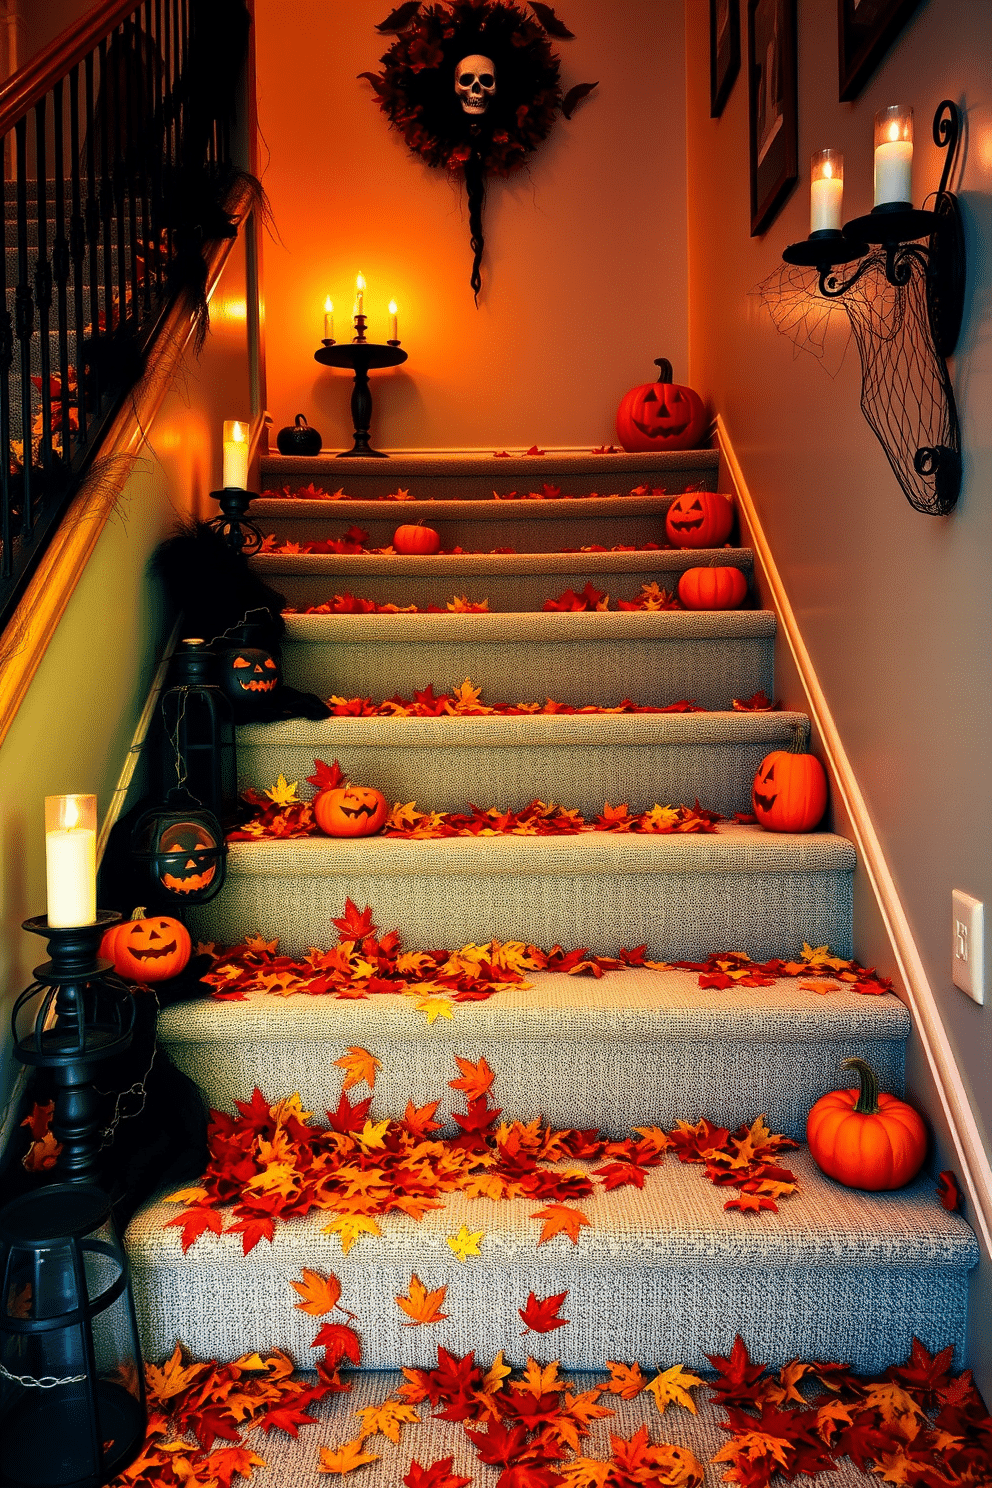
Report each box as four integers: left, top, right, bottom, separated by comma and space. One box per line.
758, 251, 961, 516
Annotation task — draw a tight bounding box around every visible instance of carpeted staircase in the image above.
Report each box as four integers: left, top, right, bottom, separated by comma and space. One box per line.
123, 449, 978, 1480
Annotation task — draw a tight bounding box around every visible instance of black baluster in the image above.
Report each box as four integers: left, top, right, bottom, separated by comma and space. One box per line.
0, 135, 12, 581
98, 41, 115, 343
84, 52, 101, 417
69, 64, 88, 446
122, 24, 141, 329
52, 80, 73, 471
161, 0, 173, 270
112, 29, 129, 341
138, 0, 153, 314
34, 99, 54, 479
14, 118, 34, 539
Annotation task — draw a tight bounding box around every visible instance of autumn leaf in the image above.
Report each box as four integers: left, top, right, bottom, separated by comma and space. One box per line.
264, 774, 299, 805
404, 1457, 471, 1488
519, 1290, 569, 1334
290, 1269, 342, 1316
322, 1214, 382, 1253
396, 1275, 449, 1326
449, 1055, 496, 1101
334, 1047, 381, 1092
311, 1322, 362, 1371
355, 1399, 420, 1443
446, 1225, 483, 1263
643, 1364, 705, 1416
164, 1206, 223, 1253
531, 1204, 591, 1246
603, 1360, 647, 1399
317, 1437, 380, 1474
145, 1344, 211, 1402
309, 758, 348, 792
937, 1169, 961, 1211
330, 898, 377, 940
561, 81, 598, 118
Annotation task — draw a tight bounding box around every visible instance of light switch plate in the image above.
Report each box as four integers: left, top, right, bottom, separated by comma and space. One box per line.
952, 890, 984, 1004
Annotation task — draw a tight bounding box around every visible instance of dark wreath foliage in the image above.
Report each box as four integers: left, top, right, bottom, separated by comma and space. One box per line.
362, 1, 595, 297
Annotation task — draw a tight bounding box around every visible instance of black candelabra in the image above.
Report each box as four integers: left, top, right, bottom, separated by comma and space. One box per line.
315, 328, 408, 457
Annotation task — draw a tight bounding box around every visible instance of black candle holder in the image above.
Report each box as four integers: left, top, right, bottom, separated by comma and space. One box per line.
314, 341, 409, 458
11, 913, 134, 1186
352, 313, 368, 344
206, 485, 263, 555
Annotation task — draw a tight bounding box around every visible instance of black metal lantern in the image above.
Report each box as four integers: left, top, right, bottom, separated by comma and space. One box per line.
12, 915, 135, 1187
0, 1184, 147, 1488
159, 639, 239, 826
130, 792, 227, 906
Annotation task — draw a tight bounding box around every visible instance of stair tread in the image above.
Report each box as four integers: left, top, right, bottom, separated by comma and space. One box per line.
260, 450, 721, 478
127, 1149, 977, 1272
159, 968, 911, 1046
258, 548, 752, 576
254, 495, 679, 517
284, 609, 776, 641
222, 824, 858, 877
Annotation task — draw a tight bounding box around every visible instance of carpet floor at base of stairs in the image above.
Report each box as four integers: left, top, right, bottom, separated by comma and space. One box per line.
174, 1367, 887, 1487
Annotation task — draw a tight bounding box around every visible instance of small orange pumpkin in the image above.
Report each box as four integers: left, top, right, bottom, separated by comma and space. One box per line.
100, 909, 192, 982
677, 565, 748, 610
807, 1058, 927, 1190
616, 358, 707, 452
313, 785, 389, 837
665, 491, 734, 548
751, 727, 828, 832
393, 523, 440, 555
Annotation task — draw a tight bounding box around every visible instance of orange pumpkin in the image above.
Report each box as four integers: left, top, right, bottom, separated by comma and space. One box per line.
807, 1058, 927, 1190
313, 785, 389, 837
100, 910, 192, 982
616, 359, 707, 452
677, 565, 748, 610
393, 523, 440, 554
665, 491, 734, 548
751, 727, 828, 832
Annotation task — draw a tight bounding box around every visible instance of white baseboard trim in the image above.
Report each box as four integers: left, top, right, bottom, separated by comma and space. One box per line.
716, 413, 992, 1260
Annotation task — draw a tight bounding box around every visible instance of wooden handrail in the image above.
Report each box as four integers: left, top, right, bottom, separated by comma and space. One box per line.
0, 0, 141, 138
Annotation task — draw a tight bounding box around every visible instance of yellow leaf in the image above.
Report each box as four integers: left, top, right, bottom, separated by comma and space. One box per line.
644, 1364, 705, 1416
269, 1093, 314, 1126
356, 1119, 390, 1150
317, 1438, 380, 1474
354, 1399, 419, 1443
482, 1351, 512, 1394
414, 995, 455, 1025
395, 1274, 449, 1326
446, 1224, 483, 1262
559, 1458, 613, 1487
521, 1358, 566, 1396
164, 1186, 209, 1206
264, 773, 300, 806
334, 1047, 381, 1092
713, 1431, 792, 1469
322, 1214, 382, 1253
145, 1345, 211, 1403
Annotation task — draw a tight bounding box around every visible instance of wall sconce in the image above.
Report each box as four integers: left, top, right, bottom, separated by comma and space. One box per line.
780, 100, 965, 516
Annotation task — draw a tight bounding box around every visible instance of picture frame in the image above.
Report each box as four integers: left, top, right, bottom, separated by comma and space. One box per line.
838, 0, 922, 102
747, 0, 797, 237
710, 0, 740, 118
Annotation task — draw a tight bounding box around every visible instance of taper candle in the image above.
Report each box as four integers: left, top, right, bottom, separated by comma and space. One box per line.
323, 297, 334, 340
388, 300, 398, 341
355, 272, 366, 315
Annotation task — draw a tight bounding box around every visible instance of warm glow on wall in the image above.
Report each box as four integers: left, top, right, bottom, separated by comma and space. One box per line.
219, 298, 248, 321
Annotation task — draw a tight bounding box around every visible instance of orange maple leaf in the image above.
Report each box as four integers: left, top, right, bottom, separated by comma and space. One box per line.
395, 1274, 449, 1326
603, 1360, 647, 1399
334, 1047, 381, 1092
317, 1438, 380, 1474
530, 1204, 591, 1246
449, 1055, 496, 1102
289, 1269, 342, 1316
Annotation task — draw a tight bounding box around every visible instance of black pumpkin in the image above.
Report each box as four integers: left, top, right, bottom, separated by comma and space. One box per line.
276, 413, 322, 456
220, 645, 281, 701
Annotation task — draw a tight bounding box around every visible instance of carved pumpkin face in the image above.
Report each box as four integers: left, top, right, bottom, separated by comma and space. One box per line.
221, 646, 280, 699
616, 360, 707, 452
313, 786, 389, 838
158, 819, 219, 894
751, 746, 828, 833
101, 914, 192, 982
664, 491, 734, 548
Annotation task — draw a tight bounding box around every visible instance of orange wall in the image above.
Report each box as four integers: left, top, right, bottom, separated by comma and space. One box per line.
254, 0, 688, 451
685, 0, 991, 1373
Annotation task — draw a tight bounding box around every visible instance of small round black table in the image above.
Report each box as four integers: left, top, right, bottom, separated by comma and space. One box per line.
314, 342, 408, 457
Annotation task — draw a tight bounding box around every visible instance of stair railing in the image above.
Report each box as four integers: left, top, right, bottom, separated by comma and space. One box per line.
0, 0, 241, 631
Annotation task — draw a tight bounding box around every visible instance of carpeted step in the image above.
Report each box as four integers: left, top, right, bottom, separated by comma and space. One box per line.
157, 969, 910, 1142
256, 547, 754, 613
280, 611, 775, 709
189, 825, 856, 962
259, 448, 722, 501
235, 711, 806, 818
125, 1148, 978, 1374
253, 492, 689, 552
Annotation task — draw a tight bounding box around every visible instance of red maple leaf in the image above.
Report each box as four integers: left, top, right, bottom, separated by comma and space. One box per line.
465, 1420, 533, 1466
706, 1335, 767, 1405
592, 1160, 647, 1191
256, 1401, 321, 1437
232, 1087, 275, 1135
306, 757, 348, 791
164, 1206, 223, 1253
937, 1169, 961, 1212
225, 1215, 275, 1254
888, 1337, 956, 1406
190, 1406, 243, 1451
518, 1290, 569, 1334
331, 898, 378, 940
404, 1458, 472, 1488
325, 1090, 374, 1134
311, 1322, 362, 1369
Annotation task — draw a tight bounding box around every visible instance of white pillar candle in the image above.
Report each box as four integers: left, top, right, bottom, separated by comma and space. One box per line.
355, 273, 365, 315
45, 794, 97, 928
388, 300, 398, 341
874, 105, 913, 206
810, 150, 843, 233
222, 419, 249, 488
323, 297, 334, 340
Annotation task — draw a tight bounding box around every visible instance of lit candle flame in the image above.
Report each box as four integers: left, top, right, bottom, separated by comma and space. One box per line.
231, 421, 246, 443
324, 296, 333, 313
356, 273, 366, 293
388, 300, 398, 314
822, 161, 832, 179
65, 797, 80, 829
888, 122, 900, 142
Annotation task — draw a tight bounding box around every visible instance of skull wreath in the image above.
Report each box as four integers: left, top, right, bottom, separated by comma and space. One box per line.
363, 0, 597, 298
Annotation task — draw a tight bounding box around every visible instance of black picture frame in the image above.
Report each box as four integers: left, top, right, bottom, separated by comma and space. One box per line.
710, 0, 740, 118
838, 0, 922, 102
747, 0, 798, 237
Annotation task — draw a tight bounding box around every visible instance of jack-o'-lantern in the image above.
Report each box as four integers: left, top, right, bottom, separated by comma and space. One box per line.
751, 728, 828, 832
665, 491, 734, 548
131, 796, 226, 905
101, 910, 192, 982
313, 785, 389, 837
616, 359, 708, 452
158, 820, 219, 894
219, 645, 281, 703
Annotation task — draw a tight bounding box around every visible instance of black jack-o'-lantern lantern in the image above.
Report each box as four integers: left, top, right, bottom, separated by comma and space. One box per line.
131, 794, 227, 905
217, 629, 284, 721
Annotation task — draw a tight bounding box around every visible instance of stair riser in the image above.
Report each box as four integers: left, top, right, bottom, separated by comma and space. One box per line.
282, 634, 774, 709
191, 864, 854, 961
162, 1031, 905, 1143
129, 1255, 970, 1376
236, 737, 780, 817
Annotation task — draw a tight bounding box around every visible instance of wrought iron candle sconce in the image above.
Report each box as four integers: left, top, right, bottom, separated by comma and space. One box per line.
206, 485, 263, 556
780, 100, 965, 516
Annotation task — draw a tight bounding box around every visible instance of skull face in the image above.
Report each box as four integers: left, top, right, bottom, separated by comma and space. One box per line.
455, 54, 496, 114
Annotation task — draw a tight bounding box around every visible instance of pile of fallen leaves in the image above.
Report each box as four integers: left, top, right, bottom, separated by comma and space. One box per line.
258, 530, 683, 560
228, 757, 722, 845
323, 685, 776, 718
285, 593, 493, 614
164, 1052, 801, 1256
201, 897, 666, 1014
260, 481, 673, 503
285, 580, 742, 615
670, 946, 895, 998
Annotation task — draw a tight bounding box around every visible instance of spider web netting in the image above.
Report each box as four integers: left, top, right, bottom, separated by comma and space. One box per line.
757, 253, 960, 515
